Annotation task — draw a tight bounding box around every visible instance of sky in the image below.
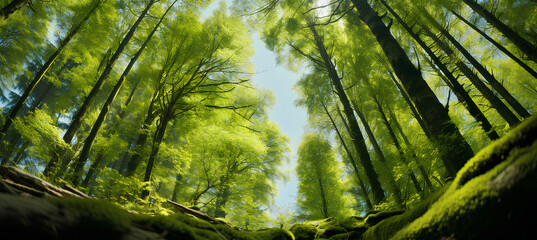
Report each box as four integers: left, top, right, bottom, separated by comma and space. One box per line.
203, 1, 309, 213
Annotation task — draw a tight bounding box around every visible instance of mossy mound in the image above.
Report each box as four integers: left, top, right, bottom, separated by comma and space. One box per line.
363, 116, 537, 240
289, 212, 403, 240
0, 194, 293, 240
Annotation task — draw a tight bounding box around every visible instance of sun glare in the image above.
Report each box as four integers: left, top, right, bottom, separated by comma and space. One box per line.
315, 0, 332, 17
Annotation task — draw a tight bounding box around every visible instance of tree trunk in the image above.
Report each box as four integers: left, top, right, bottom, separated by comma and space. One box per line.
309, 24, 385, 203
123, 101, 157, 177
0, 0, 29, 22
351, 0, 474, 177
70, 1, 174, 186
387, 106, 434, 190
420, 24, 521, 127
380, 0, 500, 141
371, 95, 424, 198
322, 102, 373, 210
317, 176, 329, 218
423, 11, 531, 120
140, 116, 169, 199
171, 174, 182, 202
387, 71, 431, 139
462, 0, 537, 63
351, 100, 403, 206
44, 1, 155, 178
450, 10, 537, 80
0, 0, 101, 140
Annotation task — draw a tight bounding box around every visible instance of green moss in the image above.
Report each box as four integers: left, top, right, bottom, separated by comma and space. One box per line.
363, 210, 404, 226
362, 185, 449, 240
48, 198, 131, 238
249, 228, 295, 240
290, 224, 317, 240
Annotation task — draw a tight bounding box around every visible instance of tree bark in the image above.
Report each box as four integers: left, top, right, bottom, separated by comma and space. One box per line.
308, 24, 385, 204
0, 0, 101, 140
140, 116, 169, 199
0, 0, 29, 22
351, 100, 403, 206
44, 0, 155, 178
380, 0, 499, 141
371, 95, 425, 197
70, 1, 175, 186
420, 24, 521, 127
387, 71, 431, 139
450, 10, 537, 80
322, 102, 373, 210
351, 0, 474, 177
123, 101, 157, 177
462, 0, 537, 63
423, 11, 530, 120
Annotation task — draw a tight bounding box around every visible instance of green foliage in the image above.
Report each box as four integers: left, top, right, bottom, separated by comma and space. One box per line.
296, 133, 348, 220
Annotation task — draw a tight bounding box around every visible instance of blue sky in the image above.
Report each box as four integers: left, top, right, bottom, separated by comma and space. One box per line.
203, 0, 308, 213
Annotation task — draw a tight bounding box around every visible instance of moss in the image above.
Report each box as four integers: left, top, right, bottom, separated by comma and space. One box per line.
386, 116, 537, 239
363, 210, 404, 226
48, 198, 131, 238
362, 184, 449, 240
290, 224, 317, 240
248, 228, 295, 240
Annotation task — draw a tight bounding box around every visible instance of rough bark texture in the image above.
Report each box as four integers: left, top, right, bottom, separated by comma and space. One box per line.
309, 24, 385, 203
420, 24, 521, 127
380, 0, 499, 141
463, 0, 537, 63
351, 0, 474, 177
450, 9, 537, 80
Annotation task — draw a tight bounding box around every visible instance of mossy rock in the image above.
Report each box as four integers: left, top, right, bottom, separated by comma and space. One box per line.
290, 224, 317, 240
364, 116, 537, 240
317, 225, 347, 238
364, 210, 404, 226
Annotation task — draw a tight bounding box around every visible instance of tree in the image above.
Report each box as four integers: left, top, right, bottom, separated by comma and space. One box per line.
350, 0, 474, 177
296, 133, 346, 220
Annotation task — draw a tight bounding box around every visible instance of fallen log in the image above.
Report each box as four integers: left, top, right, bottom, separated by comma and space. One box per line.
0, 165, 89, 199
166, 200, 234, 228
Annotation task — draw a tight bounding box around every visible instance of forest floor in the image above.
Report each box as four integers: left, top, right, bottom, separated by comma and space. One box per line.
1, 115, 536, 240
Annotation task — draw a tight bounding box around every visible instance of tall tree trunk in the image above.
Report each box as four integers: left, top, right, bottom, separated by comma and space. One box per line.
380, 0, 499, 141
0, 0, 29, 22
317, 177, 329, 218
140, 116, 169, 199
371, 95, 425, 197
351, 100, 403, 206
123, 101, 157, 177
422, 10, 531, 119
449, 10, 537, 80
322, 102, 373, 210
387, 71, 431, 139
44, 0, 155, 177
308, 25, 385, 204
171, 174, 182, 202
351, 0, 474, 177
70, 1, 175, 186
420, 24, 521, 127
387, 106, 434, 190
462, 0, 537, 63
80, 153, 104, 188
0, 0, 101, 140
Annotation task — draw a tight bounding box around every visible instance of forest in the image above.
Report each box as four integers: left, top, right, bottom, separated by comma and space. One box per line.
0, 0, 536, 239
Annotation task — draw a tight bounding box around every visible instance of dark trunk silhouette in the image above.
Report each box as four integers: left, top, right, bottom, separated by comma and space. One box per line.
308, 24, 385, 204
44, 0, 155, 177
449, 10, 537, 80
380, 0, 499, 141
351, 0, 474, 177
70, 1, 175, 186
0, 0, 101, 140
462, 0, 537, 63
0, 0, 29, 22
322, 102, 373, 211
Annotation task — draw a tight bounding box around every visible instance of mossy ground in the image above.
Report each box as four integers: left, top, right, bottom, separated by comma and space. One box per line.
1, 118, 535, 240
